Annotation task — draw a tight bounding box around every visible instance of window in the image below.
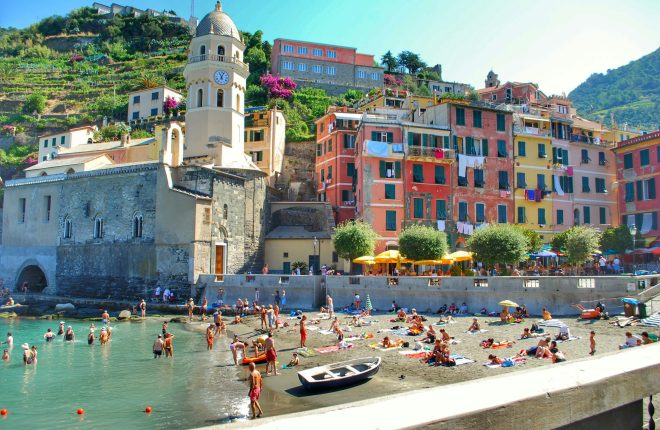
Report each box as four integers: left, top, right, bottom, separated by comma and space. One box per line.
481, 139, 489, 156
341, 190, 350, 202
557, 209, 564, 225
625, 182, 635, 202
312, 65, 322, 74
516, 172, 526, 188
434, 166, 445, 184
236, 94, 240, 112
496, 113, 506, 132
517, 206, 525, 223
44, 195, 51, 222
347, 162, 355, 177
43, 140, 48, 148
497, 140, 507, 157
197, 88, 203, 108
498, 171, 509, 190
491, 94, 497, 101
574, 209, 580, 226
328, 139, 333, 152
371, 72, 380, 80
413, 198, 424, 218
151, 91, 159, 100
474, 169, 484, 188
320, 168, 324, 182
537, 174, 546, 189
623, 153, 633, 169
60, 136, 65, 145
312, 48, 323, 57
412, 164, 424, 183
599, 207, 606, 224
458, 174, 468, 187
282, 44, 294, 53
538, 208, 546, 225
581, 149, 590, 164
133, 214, 143, 238
595, 178, 606, 193
343, 134, 355, 149
385, 211, 397, 231
150, 108, 158, 116
326, 50, 337, 58
636, 178, 656, 200
639, 149, 650, 166
371, 131, 394, 142
379, 160, 400, 178
456, 107, 465, 126
458, 202, 468, 222
19, 198, 26, 223
598, 151, 606, 166
250, 151, 263, 162
476, 203, 485, 223
384, 184, 396, 199
133, 95, 140, 104
52, 138, 56, 147
582, 176, 590, 192
223, 204, 228, 219
199, 45, 206, 56
298, 63, 307, 72
436, 200, 447, 220
473, 110, 482, 128
42, 156, 47, 161
325, 66, 337, 75
584, 206, 591, 224
357, 70, 367, 79
94, 217, 104, 239
297, 46, 308, 55
282, 61, 294, 70
132, 112, 139, 120
316, 144, 321, 157
538, 143, 547, 158
518, 141, 526, 157
465, 137, 476, 155
327, 165, 333, 179
218, 45, 225, 56
497, 205, 507, 223
64, 217, 73, 239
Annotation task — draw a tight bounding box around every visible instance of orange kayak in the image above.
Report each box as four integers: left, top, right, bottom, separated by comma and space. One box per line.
242, 354, 267, 365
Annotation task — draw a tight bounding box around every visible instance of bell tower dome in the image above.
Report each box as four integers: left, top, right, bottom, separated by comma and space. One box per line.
183, 1, 251, 168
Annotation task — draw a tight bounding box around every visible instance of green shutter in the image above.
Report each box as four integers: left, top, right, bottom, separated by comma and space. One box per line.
394, 161, 401, 178
568, 176, 574, 193
408, 132, 414, 145
649, 178, 656, 199
443, 136, 449, 148
562, 149, 569, 166
481, 139, 489, 156
552, 147, 558, 164
435, 166, 445, 184
557, 209, 563, 225
599, 207, 606, 224
584, 207, 591, 224
387, 132, 394, 143
379, 160, 386, 178
436, 200, 446, 220
413, 198, 423, 218
518, 207, 525, 223
538, 208, 546, 225
371, 131, 378, 141
636, 180, 643, 200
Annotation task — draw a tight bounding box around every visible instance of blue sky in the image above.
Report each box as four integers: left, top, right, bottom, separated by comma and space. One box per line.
2, 0, 659, 94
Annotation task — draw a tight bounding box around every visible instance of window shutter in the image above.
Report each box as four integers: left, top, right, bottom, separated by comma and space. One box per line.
649, 178, 656, 199
568, 177, 574, 193
481, 139, 489, 156
552, 174, 556, 192
394, 161, 401, 178
408, 132, 413, 145
387, 132, 394, 143
552, 147, 558, 164
636, 180, 643, 200
562, 149, 569, 165
371, 131, 378, 141
379, 160, 386, 178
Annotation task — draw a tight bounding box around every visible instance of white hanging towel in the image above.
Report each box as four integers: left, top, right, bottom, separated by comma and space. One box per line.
554, 175, 565, 196
437, 220, 446, 231
458, 154, 467, 177
641, 213, 653, 234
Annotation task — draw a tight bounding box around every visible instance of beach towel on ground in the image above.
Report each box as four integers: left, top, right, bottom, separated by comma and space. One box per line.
368, 343, 402, 351
466, 329, 488, 334
399, 351, 429, 359
305, 325, 319, 331
556, 336, 581, 343
314, 344, 354, 354
318, 329, 335, 335
450, 354, 475, 366
296, 347, 317, 358
537, 319, 567, 328
640, 313, 660, 328
484, 357, 526, 368
485, 341, 515, 349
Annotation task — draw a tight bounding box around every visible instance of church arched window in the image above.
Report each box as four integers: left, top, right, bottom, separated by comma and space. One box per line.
217, 45, 225, 57
133, 213, 143, 238
63, 216, 73, 239
217, 89, 224, 107
94, 216, 104, 239
223, 204, 228, 219
197, 88, 203, 108
199, 44, 206, 57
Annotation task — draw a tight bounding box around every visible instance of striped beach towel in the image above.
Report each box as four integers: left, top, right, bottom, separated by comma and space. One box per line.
640, 312, 660, 328
537, 319, 567, 328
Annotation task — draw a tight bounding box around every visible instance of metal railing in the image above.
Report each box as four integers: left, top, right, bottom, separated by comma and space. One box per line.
408, 146, 456, 160
187, 54, 248, 71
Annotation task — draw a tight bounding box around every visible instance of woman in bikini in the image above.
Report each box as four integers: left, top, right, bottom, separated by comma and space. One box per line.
206, 324, 215, 350
99, 328, 109, 345
419, 325, 436, 344
164, 333, 175, 358
488, 354, 503, 365
468, 318, 481, 332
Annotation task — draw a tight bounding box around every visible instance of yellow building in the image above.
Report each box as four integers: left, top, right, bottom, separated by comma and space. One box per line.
512, 109, 554, 241
358, 88, 435, 114
244, 108, 286, 187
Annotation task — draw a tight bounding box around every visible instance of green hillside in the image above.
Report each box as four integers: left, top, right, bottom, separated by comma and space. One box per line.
568, 47, 659, 130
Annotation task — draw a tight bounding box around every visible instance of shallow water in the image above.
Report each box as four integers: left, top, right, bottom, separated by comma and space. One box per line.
0, 318, 250, 429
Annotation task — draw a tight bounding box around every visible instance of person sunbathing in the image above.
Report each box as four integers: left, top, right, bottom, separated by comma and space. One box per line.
641, 332, 655, 345
437, 315, 454, 324
406, 309, 420, 323
488, 354, 503, 365
396, 308, 407, 322
480, 338, 495, 348
468, 318, 481, 332
439, 328, 452, 342
437, 345, 456, 367
542, 308, 552, 321
521, 328, 532, 339
329, 317, 340, 333
422, 340, 443, 365
319, 306, 327, 313
418, 325, 436, 344
381, 336, 402, 349
408, 317, 425, 334
555, 325, 571, 341
619, 332, 642, 349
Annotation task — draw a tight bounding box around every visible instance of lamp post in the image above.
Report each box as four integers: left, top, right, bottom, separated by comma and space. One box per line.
313, 236, 318, 275
629, 225, 637, 274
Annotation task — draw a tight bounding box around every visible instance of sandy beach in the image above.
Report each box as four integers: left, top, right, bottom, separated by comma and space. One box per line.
223, 307, 658, 419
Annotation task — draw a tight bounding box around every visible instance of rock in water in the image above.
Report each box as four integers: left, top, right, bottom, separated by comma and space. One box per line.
54, 303, 75, 312
117, 310, 132, 320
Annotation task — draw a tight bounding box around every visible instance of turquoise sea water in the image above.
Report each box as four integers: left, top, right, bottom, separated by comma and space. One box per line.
0, 318, 250, 429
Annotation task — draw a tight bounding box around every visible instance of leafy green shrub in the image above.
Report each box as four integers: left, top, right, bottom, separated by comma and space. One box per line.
467, 223, 528, 266
23, 94, 47, 114
399, 224, 448, 262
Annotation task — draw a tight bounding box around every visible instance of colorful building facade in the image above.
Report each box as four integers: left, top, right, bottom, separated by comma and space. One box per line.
244, 108, 286, 187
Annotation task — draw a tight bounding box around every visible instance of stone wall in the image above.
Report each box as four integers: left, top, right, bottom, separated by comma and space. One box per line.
280, 140, 316, 201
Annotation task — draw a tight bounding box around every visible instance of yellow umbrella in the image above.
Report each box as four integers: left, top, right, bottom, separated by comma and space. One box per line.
498, 300, 519, 307
439, 254, 455, 264
414, 259, 442, 265
374, 250, 412, 263
448, 251, 473, 262
352, 256, 375, 265
415, 256, 455, 265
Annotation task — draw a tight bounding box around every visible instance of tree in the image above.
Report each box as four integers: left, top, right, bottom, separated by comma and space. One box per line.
23, 93, 47, 114
512, 225, 543, 254
565, 226, 601, 266
417, 68, 441, 81
599, 225, 633, 253
333, 220, 379, 273
398, 224, 448, 261
396, 51, 427, 74
380, 50, 397, 73
551, 229, 571, 251
467, 224, 528, 267
260, 74, 296, 99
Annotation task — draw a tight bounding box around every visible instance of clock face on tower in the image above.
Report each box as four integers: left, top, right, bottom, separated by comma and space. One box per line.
213, 69, 229, 85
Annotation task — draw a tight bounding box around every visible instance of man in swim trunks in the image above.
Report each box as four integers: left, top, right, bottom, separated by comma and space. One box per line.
153, 334, 164, 359
264, 332, 278, 376
213, 311, 222, 335
139, 299, 146, 318
101, 310, 110, 325
206, 324, 214, 350
248, 362, 263, 419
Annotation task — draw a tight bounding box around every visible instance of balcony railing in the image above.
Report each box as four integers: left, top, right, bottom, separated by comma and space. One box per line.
570, 135, 614, 147
514, 124, 551, 137
408, 146, 456, 160
187, 54, 248, 71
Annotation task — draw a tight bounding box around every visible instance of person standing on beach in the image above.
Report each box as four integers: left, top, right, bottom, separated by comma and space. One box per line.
213, 311, 222, 335
259, 306, 267, 330
187, 298, 195, 321
248, 362, 263, 419
201, 297, 208, 321
206, 324, 215, 350
101, 310, 110, 325
327, 295, 334, 318
139, 299, 147, 318
281, 290, 286, 309
230, 335, 246, 365
300, 315, 308, 348
264, 332, 278, 376
153, 334, 164, 358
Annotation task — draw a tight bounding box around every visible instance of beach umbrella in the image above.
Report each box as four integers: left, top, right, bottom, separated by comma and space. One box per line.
530, 250, 557, 258
352, 255, 375, 265
365, 294, 372, 311
602, 249, 618, 256
498, 300, 519, 307
448, 250, 473, 262
374, 249, 412, 263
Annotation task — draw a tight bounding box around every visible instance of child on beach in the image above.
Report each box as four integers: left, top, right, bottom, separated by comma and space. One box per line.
299, 315, 307, 348
589, 331, 596, 355
287, 352, 299, 367
2, 349, 8, 362
206, 324, 215, 350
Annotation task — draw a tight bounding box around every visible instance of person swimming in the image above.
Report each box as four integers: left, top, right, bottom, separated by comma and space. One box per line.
64, 326, 75, 342
87, 328, 95, 345
57, 322, 65, 335
1, 349, 8, 362
44, 328, 55, 342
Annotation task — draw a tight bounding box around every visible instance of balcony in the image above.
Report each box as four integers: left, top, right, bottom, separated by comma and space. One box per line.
514, 124, 551, 137
362, 140, 404, 158
403, 219, 442, 229
187, 54, 249, 73
407, 146, 455, 162
570, 135, 614, 147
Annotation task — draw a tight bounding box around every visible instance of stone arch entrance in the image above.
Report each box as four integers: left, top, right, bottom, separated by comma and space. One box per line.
16, 265, 48, 292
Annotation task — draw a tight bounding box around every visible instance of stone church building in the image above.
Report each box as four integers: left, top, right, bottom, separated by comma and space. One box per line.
0, 3, 271, 298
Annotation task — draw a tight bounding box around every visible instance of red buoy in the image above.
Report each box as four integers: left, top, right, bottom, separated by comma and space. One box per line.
77, 408, 84, 415
145, 406, 152, 414
0, 409, 8, 416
